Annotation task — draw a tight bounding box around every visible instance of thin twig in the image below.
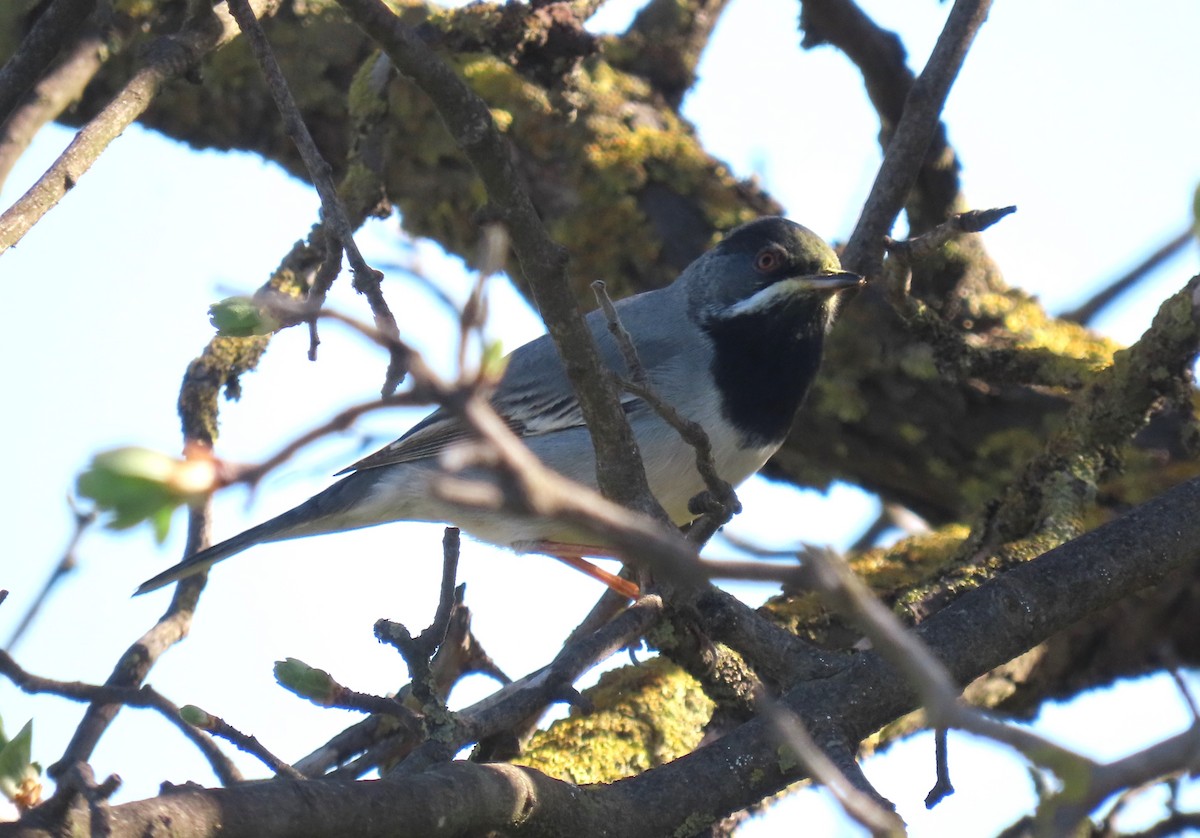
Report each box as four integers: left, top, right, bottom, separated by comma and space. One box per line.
50, 504, 215, 785
883, 205, 1015, 307
0, 0, 97, 126
224, 0, 404, 392
417, 528, 462, 651
0, 0, 282, 255
310, 603, 509, 780
457, 224, 507, 376
391, 594, 665, 776
925, 726, 954, 808
760, 696, 903, 836
0, 647, 242, 785
841, 0, 994, 278
5, 498, 95, 652
375, 529, 463, 708
1062, 228, 1196, 325
0, 26, 108, 191
848, 502, 929, 553
591, 279, 740, 530
184, 707, 306, 780
220, 392, 425, 489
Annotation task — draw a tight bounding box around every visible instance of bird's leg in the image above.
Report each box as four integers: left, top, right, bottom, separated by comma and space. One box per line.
533, 541, 640, 600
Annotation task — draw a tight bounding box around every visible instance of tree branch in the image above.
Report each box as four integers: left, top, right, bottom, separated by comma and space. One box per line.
0, 0, 282, 255
840, 0, 993, 278
0, 0, 96, 126
1062, 227, 1196, 325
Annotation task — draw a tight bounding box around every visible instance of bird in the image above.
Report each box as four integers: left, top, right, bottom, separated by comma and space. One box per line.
135, 217, 862, 597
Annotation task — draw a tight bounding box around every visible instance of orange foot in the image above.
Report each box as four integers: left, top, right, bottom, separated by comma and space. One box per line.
531, 541, 640, 600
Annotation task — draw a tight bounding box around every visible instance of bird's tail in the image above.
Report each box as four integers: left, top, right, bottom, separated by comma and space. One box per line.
133, 471, 388, 596
133, 514, 296, 596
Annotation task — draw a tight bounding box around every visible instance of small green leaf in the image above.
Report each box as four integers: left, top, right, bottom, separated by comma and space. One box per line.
480, 339, 508, 383
76, 447, 215, 539
208, 296, 280, 337
179, 705, 213, 728
150, 504, 175, 544
274, 658, 341, 706
0, 720, 38, 803
78, 449, 181, 535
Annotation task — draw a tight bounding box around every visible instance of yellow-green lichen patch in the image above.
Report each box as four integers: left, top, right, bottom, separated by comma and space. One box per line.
763, 525, 971, 638
971, 290, 1120, 372
460, 55, 553, 120
851, 524, 972, 597
515, 657, 714, 785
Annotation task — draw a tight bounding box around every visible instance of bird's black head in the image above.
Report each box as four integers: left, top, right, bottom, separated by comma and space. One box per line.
684, 217, 861, 326
685, 217, 862, 446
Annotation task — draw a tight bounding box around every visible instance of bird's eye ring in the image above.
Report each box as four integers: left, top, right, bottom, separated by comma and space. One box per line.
754, 248, 784, 274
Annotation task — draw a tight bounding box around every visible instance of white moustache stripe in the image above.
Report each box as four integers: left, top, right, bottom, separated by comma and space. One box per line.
720, 276, 817, 318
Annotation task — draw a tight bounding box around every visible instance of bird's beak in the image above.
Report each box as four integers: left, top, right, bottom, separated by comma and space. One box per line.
794, 270, 864, 293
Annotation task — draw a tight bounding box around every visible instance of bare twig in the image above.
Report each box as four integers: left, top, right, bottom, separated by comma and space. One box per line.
290, 715, 391, 778
0, 27, 108, 191
422, 530, 463, 649
0, 0, 282, 255
925, 726, 954, 808
849, 502, 929, 553
1062, 228, 1196, 325
391, 594, 665, 776
591, 279, 741, 535
305, 237, 344, 362
841, 0, 994, 278
458, 224, 508, 376
303, 603, 508, 780
223, 0, 404, 392
220, 391, 425, 490
760, 696, 903, 836
0, 646, 241, 786
883, 205, 1015, 306
183, 706, 305, 780
375, 529, 463, 708
49, 504, 215, 786
5, 498, 95, 651
885, 206, 1015, 267
0, 0, 97, 126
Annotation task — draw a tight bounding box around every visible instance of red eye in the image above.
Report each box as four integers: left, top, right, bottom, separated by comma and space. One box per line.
755, 248, 783, 273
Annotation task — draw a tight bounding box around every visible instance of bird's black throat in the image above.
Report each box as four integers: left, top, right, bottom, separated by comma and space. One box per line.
702, 298, 828, 447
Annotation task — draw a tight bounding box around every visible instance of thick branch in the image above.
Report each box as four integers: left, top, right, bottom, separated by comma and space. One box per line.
615, 0, 731, 108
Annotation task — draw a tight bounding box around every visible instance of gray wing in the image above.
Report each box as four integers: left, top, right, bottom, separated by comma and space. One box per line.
337, 283, 686, 475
